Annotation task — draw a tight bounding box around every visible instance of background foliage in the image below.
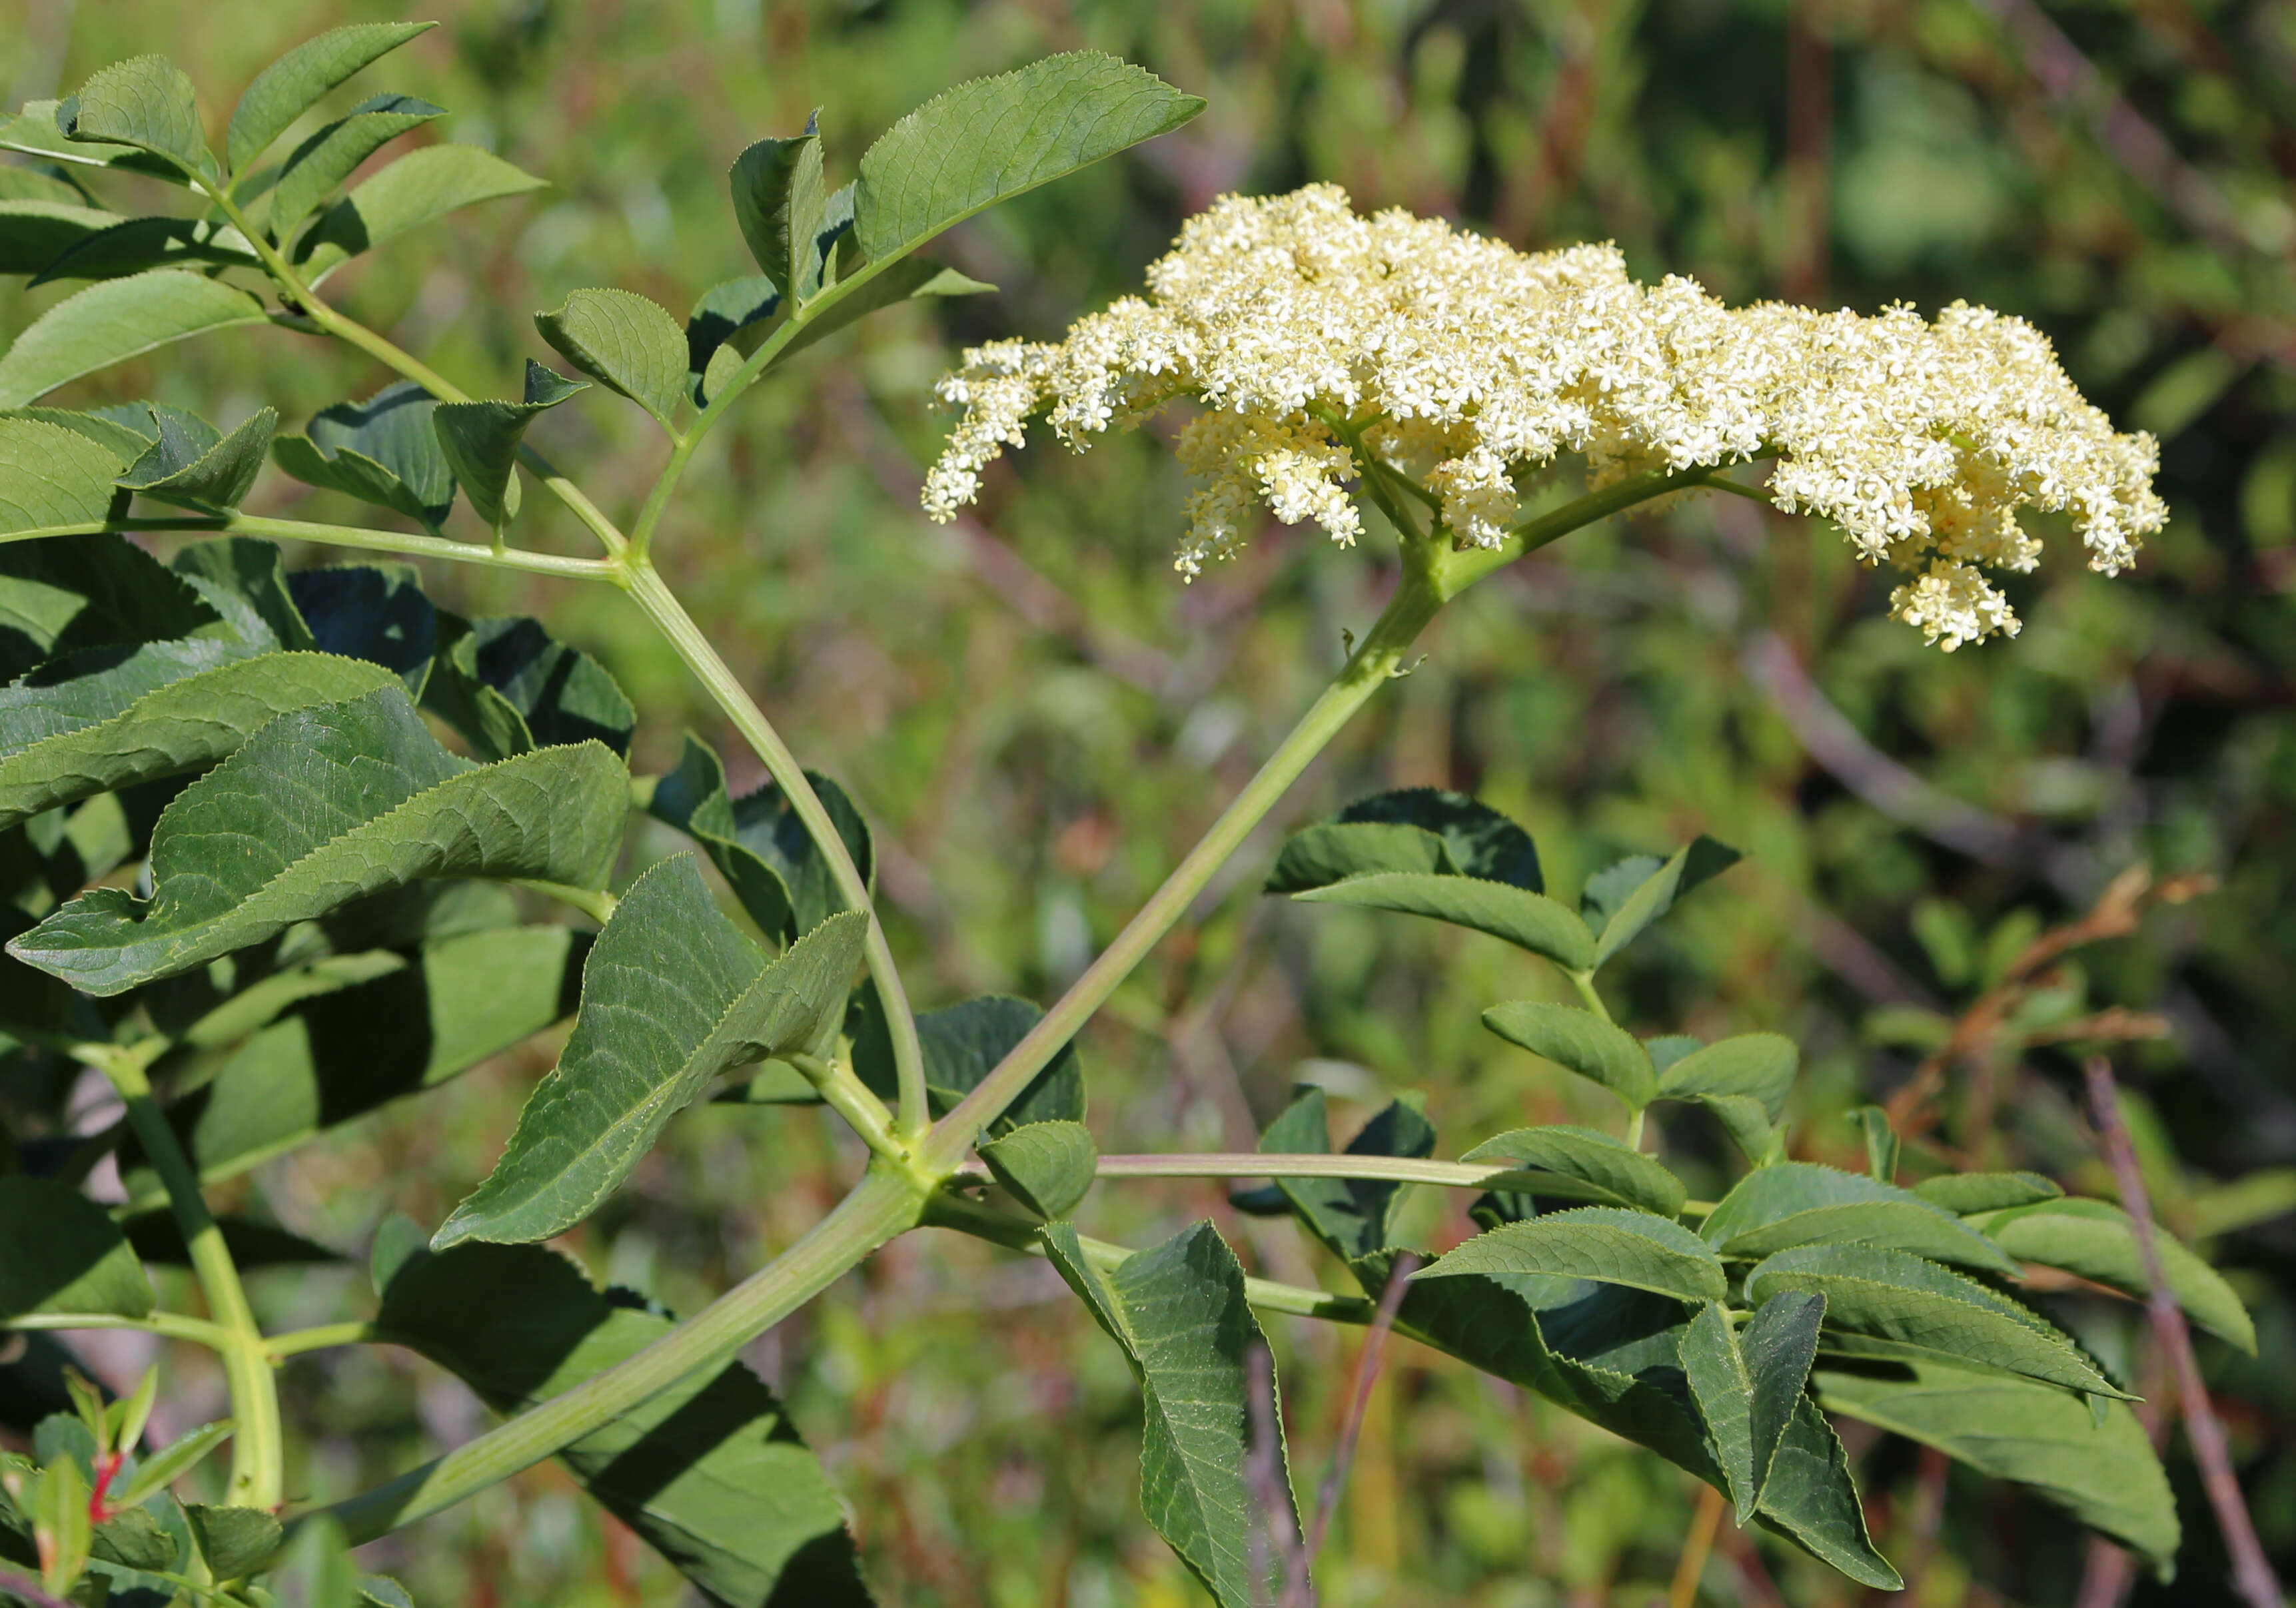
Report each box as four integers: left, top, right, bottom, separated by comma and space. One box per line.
2, 0, 2291, 1603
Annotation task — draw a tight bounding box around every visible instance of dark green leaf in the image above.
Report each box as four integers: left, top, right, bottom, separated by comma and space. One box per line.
1752, 1396, 1901, 1588
1973, 1198, 2255, 1353
1744, 1243, 2129, 1397
1041, 1222, 1295, 1608
1680, 1293, 1826, 1520
850, 989, 1084, 1134
287, 562, 438, 693
1578, 854, 1662, 932
1854, 1106, 1900, 1182
768, 256, 992, 370
274, 382, 457, 533
0, 271, 269, 408
0, 417, 135, 538
534, 289, 688, 433
267, 95, 446, 235
119, 406, 276, 512
293, 145, 545, 286
644, 733, 871, 941
730, 113, 822, 299
0, 198, 121, 274
183, 1503, 281, 1579
1265, 821, 1452, 895
1654, 1032, 1797, 1162
852, 53, 1203, 263
123, 1212, 339, 1268
1586, 835, 1741, 966
27, 214, 260, 285
1480, 1001, 1657, 1109
0, 1177, 152, 1320
979, 1120, 1097, 1219
376, 1241, 870, 1605
685, 276, 779, 406
59, 57, 214, 183
422, 610, 634, 762
89, 1507, 174, 1573
1912, 1172, 2061, 1214
1295, 873, 1596, 970
1460, 1124, 1688, 1216
1700, 1162, 2017, 1273
1256, 1085, 1434, 1263
225, 23, 436, 175
435, 860, 865, 1249
1419, 1206, 1727, 1302
170, 535, 317, 650
9, 685, 625, 995
1335, 788, 1540, 887
1815, 1360, 2178, 1572
429, 362, 586, 529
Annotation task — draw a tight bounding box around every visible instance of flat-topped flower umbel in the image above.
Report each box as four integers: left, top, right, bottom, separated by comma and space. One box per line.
924, 183, 2165, 649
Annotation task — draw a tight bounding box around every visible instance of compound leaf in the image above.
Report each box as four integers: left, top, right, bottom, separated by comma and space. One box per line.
979, 1120, 1097, 1220
1973, 1198, 2255, 1353
226, 22, 436, 175
0, 271, 269, 408
853, 53, 1203, 264
1295, 873, 1595, 971
1460, 1124, 1687, 1216
0, 1176, 153, 1320
1480, 1001, 1657, 1109
534, 288, 687, 433
8, 684, 625, 995
435, 859, 865, 1248
294, 145, 544, 285
1419, 1206, 1727, 1303
59, 56, 214, 183
1041, 1221, 1295, 1608
1700, 1162, 2016, 1274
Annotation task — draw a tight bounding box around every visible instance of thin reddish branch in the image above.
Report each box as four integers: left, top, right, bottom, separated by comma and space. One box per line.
2084, 1058, 2285, 1608
1305, 1252, 1419, 1564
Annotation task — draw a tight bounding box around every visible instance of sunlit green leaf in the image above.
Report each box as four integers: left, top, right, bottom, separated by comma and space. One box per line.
119, 406, 276, 512
59, 56, 215, 183
730, 113, 822, 299
1700, 1162, 2017, 1273
979, 1120, 1097, 1219
1420, 1206, 1727, 1302
1912, 1171, 2061, 1214
1460, 1124, 1688, 1216
1974, 1197, 2255, 1353
267, 93, 445, 234
1480, 1001, 1657, 1109
534, 288, 688, 433
294, 145, 545, 285
1297, 871, 1596, 969
225, 22, 436, 175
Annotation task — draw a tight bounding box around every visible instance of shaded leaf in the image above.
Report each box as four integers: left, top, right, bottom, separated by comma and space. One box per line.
1680, 1293, 1826, 1520
1654, 1032, 1797, 1162
534, 289, 688, 432
89, 1506, 175, 1572
273, 382, 456, 532
0, 165, 89, 205
268, 94, 446, 235
643, 733, 871, 941
1744, 1243, 2129, 1397
685, 275, 780, 406
0, 198, 125, 275
1419, 1206, 1727, 1302
123, 1212, 340, 1269
376, 1241, 871, 1605
0, 101, 184, 184
852, 53, 1203, 263
0, 270, 269, 408
0, 417, 134, 536
1816, 1360, 2179, 1572
294, 145, 545, 285
27, 214, 259, 285
1912, 1172, 2062, 1214
225, 22, 436, 175
1700, 1162, 2017, 1273
1265, 821, 1452, 895
1334, 787, 1540, 887
1753, 1396, 1901, 1589
1253, 1086, 1436, 1262
9, 685, 625, 995
287, 562, 438, 694
435, 859, 865, 1249
59, 57, 213, 183
183, 1503, 281, 1579
1480, 1001, 1656, 1109
979, 1120, 1097, 1220
0, 1176, 153, 1320
850, 989, 1084, 1134
170, 535, 316, 650
730, 113, 822, 299
1460, 1124, 1688, 1216
429, 361, 586, 529
1974, 1198, 2255, 1353
769, 256, 992, 369
119, 406, 276, 512
1297, 871, 1595, 969
1041, 1222, 1294, 1608
1587, 835, 1741, 966
422, 611, 634, 762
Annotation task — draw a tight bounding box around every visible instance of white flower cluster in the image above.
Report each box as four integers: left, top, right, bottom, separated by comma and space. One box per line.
923, 184, 2164, 649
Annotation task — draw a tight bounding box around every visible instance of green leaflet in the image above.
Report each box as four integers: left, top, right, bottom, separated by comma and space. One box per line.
730, 113, 824, 300
293, 145, 546, 286
0, 198, 123, 275
644, 733, 871, 941
274, 382, 459, 532
118, 405, 277, 512
1815, 1360, 2179, 1573
183, 1503, 282, 1579
535, 289, 688, 433
1041, 1222, 1296, 1608
0, 271, 270, 408
1912, 1171, 2061, 1214
1265, 821, 1454, 894
1335, 787, 1542, 887
1752, 1395, 1902, 1589
770, 256, 993, 368
0, 643, 392, 831
1744, 1243, 2131, 1398
1480, 1001, 1658, 1109
8, 685, 625, 995
1583, 835, 1741, 965
28, 214, 260, 285
423, 610, 635, 762
1973, 1197, 2255, 1353
225, 23, 435, 175
1679, 1292, 1826, 1520
1854, 1104, 1900, 1182
1295, 872, 1596, 970
1700, 1162, 2017, 1273
59, 56, 215, 183
377, 1241, 871, 1605
267, 95, 446, 236
0, 416, 134, 536
850, 989, 1085, 1134
124, 923, 585, 1201
429, 361, 587, 529
1257, 1085, 1434, 1262
1419, 1206, 1728, 1302
2, 100, 179, 179
287, 562, 438, 693
979, 1120, 1098, 1219
0, 1176, 153, 1320
171, 532, 314, 651
685, 275, 780, 406
267, 1517, 361, 1608
0, 165, 86, 204
1652, 1032, 1796, 1164
1460, 1124, 1688, 1216
852, 53, 1203, 263
434, 859, 866, 1249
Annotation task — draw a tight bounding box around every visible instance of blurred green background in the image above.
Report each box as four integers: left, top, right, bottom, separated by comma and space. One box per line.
4, 0, 2294, 1602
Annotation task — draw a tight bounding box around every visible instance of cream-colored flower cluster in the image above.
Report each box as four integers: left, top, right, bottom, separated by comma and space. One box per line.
923, 184, 2164, 649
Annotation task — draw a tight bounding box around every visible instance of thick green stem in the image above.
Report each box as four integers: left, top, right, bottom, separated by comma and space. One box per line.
79, 1043, 281, 1510
316, 1162, 925, 1543
265, 1323, 377, 1362
1, 516, 615, 579
620, 558, 928, 1141
1, 1312, 234, 1350
506, 879, 620, 925
1093, 1153, 1558, 1190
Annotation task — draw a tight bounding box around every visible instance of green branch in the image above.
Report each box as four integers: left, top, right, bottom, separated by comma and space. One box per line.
1, 516, 616, 579
1, 1311, 235, 1350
